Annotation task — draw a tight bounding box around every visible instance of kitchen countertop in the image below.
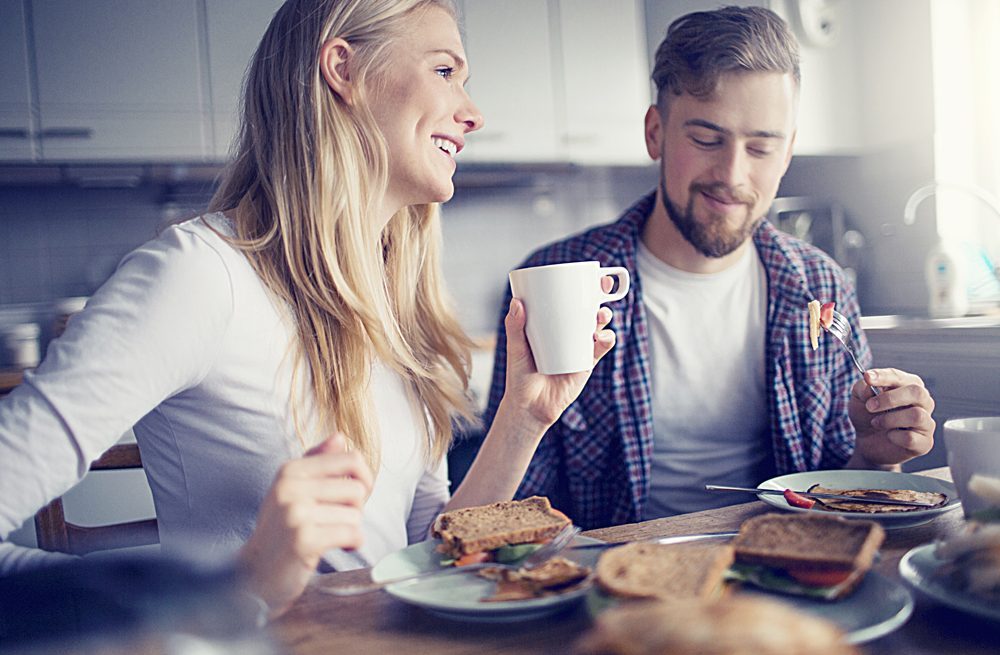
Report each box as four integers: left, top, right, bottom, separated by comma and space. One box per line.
861, 313, 1000, 332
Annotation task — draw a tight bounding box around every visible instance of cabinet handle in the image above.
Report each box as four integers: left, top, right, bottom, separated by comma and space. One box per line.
0, 129, 31, 139
39, 128, 93, 139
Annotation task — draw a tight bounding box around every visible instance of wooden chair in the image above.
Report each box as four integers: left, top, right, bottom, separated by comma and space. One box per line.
34, 443, 159, 555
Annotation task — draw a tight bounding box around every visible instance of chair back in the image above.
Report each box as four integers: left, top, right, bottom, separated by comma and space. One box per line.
34, 443, 159, 555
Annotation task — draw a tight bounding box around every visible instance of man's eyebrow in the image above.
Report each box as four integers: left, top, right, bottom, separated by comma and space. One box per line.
684, 118, 786, 140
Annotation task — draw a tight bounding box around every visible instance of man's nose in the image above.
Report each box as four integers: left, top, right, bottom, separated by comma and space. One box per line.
712, 144, 749, 187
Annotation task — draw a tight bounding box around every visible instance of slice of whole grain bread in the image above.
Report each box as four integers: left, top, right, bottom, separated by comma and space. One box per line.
732, 513, 885, 572
432, 496, 570, 557
595, 541, 734, 600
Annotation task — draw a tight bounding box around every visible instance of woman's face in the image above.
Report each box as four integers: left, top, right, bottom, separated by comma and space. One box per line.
369, 5, 483, 212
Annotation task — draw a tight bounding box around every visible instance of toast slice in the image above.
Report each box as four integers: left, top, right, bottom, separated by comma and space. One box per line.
731, 513, 884, 599
595, 541, 734, 601
431, 496, 570, 558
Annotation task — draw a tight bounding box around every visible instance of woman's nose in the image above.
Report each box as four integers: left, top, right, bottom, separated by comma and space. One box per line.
457, 89, 484, 133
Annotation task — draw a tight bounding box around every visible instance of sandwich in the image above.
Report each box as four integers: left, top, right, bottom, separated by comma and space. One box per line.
594, 541, 734, 601
807, 484, 948, 513
729, 513, 885, 601
431, 496, 570, 566
576, 595, 859, 655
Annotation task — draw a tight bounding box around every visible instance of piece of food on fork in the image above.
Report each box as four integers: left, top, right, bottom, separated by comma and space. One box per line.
807, 299, 836, 350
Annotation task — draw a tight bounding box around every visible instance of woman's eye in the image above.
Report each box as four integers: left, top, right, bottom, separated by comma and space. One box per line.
435, 66, 455, 80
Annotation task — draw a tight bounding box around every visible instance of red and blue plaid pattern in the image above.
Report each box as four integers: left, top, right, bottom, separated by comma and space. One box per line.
483, 192, 870, 529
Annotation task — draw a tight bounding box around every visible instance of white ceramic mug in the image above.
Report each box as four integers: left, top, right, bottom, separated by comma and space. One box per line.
944, 417, 1000, 517
508, 261, 630, 375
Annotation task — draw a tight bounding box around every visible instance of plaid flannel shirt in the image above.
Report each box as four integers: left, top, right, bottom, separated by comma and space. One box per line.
483, 191, 871, 529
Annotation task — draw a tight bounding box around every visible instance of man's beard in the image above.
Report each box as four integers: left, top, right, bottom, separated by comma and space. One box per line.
660, 177, 760, 258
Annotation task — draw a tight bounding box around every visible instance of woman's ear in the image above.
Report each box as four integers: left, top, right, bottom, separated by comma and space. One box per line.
319, 38, 355, 104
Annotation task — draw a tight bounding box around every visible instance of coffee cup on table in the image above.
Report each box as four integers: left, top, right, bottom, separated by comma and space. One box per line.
944, 417, 1000, 518
508, 261, 630, 375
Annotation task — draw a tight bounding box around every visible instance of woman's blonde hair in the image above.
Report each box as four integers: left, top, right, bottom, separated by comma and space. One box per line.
209, 0, 475, 470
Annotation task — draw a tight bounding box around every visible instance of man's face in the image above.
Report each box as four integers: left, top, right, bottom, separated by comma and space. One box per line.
646, 72, 797, 258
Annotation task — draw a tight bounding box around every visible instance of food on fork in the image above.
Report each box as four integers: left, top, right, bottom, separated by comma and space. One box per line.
576, 595, 859, 655
807, 299, 836, 350
432, 496, 571, 566
730, 514, 885, 600
806, 484, 948, 514
479, 556, 591, 602
594, 542, 734, 601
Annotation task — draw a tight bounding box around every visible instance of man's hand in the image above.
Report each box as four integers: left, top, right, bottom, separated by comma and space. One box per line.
847, 368, 936, 469
238, 433, 373, 618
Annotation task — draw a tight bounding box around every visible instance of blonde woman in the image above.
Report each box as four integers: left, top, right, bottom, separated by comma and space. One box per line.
0, 0, 616, 617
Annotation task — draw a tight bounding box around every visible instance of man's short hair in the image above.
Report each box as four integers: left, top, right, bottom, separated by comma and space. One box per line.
652, 5, 800, 110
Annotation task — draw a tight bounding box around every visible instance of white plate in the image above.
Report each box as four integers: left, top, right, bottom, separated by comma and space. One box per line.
371, 536, 601, 622
756, 470, 960, 528
741, 571, 914, 644
586, 534, 913, 645
899, 542, 1000, 622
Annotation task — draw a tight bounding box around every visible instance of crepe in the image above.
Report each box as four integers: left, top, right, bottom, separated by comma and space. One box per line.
478, 556, 591, 602
807, 484, 948, 513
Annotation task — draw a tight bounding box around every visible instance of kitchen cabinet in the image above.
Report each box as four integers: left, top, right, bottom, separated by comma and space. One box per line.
29, 0, 209, 161
203, 0, 284, 160
862, 319, 1000, 471
459, 0, 651, 165
0, 0, 34, 161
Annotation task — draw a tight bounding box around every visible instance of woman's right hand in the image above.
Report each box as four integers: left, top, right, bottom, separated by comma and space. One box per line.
238, 433, 373, 618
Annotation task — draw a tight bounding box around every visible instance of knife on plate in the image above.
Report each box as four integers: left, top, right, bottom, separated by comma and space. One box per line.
564, 532, 739, 551
704, 484, 940, 508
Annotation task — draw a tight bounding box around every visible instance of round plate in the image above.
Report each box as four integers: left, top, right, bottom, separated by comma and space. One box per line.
585, 533, 912, 645
899, 542, 1000, 622
756, 470, 960, 528
371, 536, 601, 622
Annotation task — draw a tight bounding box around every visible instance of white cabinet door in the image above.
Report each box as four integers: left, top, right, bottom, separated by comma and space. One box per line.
30, 0, 209, 161
204, 0, 284, 160
0, 0, 34, 161
556, 0, 650, 164
460, 0, 559, 162
460, 0, 650, 164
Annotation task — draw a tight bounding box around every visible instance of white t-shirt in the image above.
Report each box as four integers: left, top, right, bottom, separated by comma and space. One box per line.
638, 240, 771, 517
0, 214, 448, 573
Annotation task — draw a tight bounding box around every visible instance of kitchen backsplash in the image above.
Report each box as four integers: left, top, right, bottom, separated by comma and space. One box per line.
0, 166, 659, 344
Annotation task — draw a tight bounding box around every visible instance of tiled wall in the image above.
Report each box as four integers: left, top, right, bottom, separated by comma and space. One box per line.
0, 167, 659, 345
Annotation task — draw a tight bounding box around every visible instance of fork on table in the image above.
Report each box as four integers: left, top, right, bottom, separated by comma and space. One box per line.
825, 309, 880, 396
318, 524, 582, 596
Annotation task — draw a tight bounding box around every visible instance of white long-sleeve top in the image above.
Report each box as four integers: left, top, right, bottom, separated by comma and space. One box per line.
0, 214, 449, 574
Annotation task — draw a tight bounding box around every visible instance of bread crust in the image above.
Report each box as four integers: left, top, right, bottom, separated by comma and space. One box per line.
595, 542, 734, 601
732, 513, 885, 573
432, 496, 570, 557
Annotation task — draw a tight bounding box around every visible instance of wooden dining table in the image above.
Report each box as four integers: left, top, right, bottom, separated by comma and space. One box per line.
271, 467, 1000, 654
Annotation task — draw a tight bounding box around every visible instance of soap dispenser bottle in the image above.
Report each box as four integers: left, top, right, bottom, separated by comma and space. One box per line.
925, 240, 969, 318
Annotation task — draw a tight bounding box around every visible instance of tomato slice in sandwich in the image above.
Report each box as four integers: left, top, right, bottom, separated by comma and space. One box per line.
455, 552, 492, 566
785, 567, 853, 588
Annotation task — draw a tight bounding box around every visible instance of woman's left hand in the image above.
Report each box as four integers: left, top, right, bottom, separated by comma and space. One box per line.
501, 289, 616, 431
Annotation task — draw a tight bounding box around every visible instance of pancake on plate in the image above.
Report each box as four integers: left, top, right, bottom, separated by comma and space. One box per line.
807, 484, 947, 513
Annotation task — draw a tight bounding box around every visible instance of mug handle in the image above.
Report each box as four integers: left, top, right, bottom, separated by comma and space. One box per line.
598, 266, 630, 303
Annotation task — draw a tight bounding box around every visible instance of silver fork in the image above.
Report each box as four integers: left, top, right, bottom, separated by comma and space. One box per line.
825, 309, 880, 396
318, 524, 582, 596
